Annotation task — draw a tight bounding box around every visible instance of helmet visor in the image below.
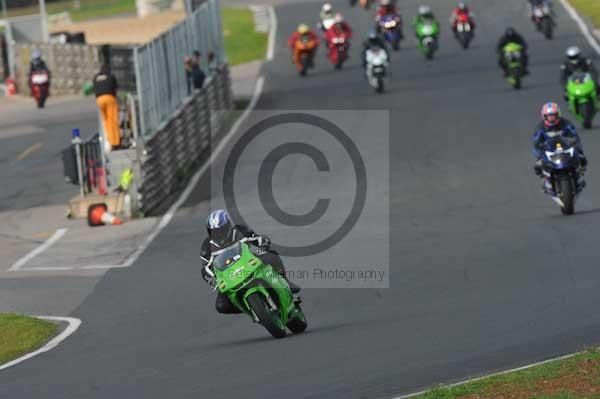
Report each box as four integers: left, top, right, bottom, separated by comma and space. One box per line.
544, 113, 559, 126
209, 221, 233, 245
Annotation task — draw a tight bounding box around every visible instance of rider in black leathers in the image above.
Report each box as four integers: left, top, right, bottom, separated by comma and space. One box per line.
201, 210, 300, 314
362, 30, 389, 68
28, 50, 51, 87
497, 27, 529, 75
560, 46, 600, 94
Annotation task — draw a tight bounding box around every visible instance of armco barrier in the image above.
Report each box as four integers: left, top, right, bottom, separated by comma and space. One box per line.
138, 65, 232, 214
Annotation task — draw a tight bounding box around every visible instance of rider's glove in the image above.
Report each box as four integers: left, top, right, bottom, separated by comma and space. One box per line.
534, 159, 543, 177
201, 266, 213, 283
580, 156, 588, 171
258, 236, 271, 249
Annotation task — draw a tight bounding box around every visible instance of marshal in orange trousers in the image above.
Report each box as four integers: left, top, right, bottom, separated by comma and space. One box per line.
96, 94, 121, 148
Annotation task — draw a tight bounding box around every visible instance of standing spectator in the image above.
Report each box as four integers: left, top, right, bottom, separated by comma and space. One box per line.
184, 56, 194, 95
93, 64, 120, 149
191, 51, 206, 90
208, 51, 220, 75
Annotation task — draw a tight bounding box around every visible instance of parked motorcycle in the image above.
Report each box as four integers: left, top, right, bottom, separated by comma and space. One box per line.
365, 47, 388, 93
293, 35, 318, 76
566, 72, 598, 129
204, 237, 307, 339
454, 13, 473, 49
539, 137, 585, 215
502, 42, 525, 89
532, 3, 554, 40
30, 71, 50, 108
378, 13, 403, 50
415, 19, 439, 60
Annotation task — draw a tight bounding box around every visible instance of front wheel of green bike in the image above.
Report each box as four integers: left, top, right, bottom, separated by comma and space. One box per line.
247, 293, 287, 339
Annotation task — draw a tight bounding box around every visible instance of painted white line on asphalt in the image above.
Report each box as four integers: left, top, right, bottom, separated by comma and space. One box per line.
392, 6, 596, 396
266, 6, 277, 61
15, 76, 266, 273
8, 228, 68, 272
391, 352, 579, 399
557, 0, 600, 55
11, 13, 275, 274
0, 316, 82, 371
109, 75, 266, 270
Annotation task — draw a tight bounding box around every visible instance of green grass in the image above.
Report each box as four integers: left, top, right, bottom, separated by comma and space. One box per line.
0, 313, 58, 365
570, 0, 600, 27
414, 349, 600, 399
5, 0, 135, 22
222, 8, 268, 66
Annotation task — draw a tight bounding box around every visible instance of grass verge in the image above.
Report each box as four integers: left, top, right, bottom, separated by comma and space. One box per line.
414, 348, 600, 399
0, 313, 58, 365
569, 0, 600, 27
223, 8, 268, 66
6, 0, 135, 22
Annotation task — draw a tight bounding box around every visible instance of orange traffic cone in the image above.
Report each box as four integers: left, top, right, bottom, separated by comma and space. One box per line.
87, 203, 122, 227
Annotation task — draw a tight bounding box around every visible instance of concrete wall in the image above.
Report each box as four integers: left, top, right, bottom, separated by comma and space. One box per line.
13, 42, 101, 95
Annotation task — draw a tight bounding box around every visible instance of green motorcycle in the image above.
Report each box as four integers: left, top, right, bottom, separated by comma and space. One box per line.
566, 71, 598, 129
502, 42, 525, 89
414, 19, 439, 60
205, 237, 307, 339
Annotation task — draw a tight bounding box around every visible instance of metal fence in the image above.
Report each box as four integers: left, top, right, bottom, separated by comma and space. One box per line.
62, 133, 107, 195
134, 0, 225, 137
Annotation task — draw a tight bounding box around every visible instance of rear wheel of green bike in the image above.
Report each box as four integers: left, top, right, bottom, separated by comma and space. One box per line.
287, 305, 308, 334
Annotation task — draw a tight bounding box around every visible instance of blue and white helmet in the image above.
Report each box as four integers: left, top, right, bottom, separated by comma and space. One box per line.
206, 209, 234, 245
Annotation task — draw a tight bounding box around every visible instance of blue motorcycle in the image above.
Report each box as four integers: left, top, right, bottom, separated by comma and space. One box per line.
378, 13, 403, 50
540, 137, 585, 215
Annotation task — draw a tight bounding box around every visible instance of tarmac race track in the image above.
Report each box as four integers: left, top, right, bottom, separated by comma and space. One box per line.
3, 0, 600, 398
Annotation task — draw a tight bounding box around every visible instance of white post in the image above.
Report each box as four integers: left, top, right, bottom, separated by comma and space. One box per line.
1, 0, 7, 20
38, 0, 49, 42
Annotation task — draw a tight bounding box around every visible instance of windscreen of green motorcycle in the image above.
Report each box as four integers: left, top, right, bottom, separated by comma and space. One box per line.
213, 243, 243, 271
570, 72, 591, 85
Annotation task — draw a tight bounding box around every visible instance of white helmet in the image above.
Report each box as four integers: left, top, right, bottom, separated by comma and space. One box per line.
566, 46, 581, 63
381, 0, 391, 5
322, 3, 333, 13
418, 5, 432, 16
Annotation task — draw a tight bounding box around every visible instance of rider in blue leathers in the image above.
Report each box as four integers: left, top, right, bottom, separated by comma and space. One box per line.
533, 103, 587, 189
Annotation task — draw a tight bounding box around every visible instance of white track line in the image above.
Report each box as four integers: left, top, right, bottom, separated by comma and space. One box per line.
105, 75, 265, 270
392, 352, 578, 398
12, 76, 266, 273
266, 6, 277, 61
0, 316, 82, 371
392, 3, 597, 397
8, 228, 68, 272
557, 0, 600, 55
10, 11, 274, 273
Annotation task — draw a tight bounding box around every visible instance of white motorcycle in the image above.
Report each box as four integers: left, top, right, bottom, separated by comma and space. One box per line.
365, 47, 388, 93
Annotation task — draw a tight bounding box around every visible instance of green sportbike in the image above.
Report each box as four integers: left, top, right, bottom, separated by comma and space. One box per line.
205, 237, 307, 339
414, 18, 439, 60
566, 71, 597, 129
502, 42, 525, 89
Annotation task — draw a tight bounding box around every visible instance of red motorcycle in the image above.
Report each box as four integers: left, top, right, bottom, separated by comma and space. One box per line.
325, 30, 351, 70
30, 71, 50, 108
454, 13, 474, 49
